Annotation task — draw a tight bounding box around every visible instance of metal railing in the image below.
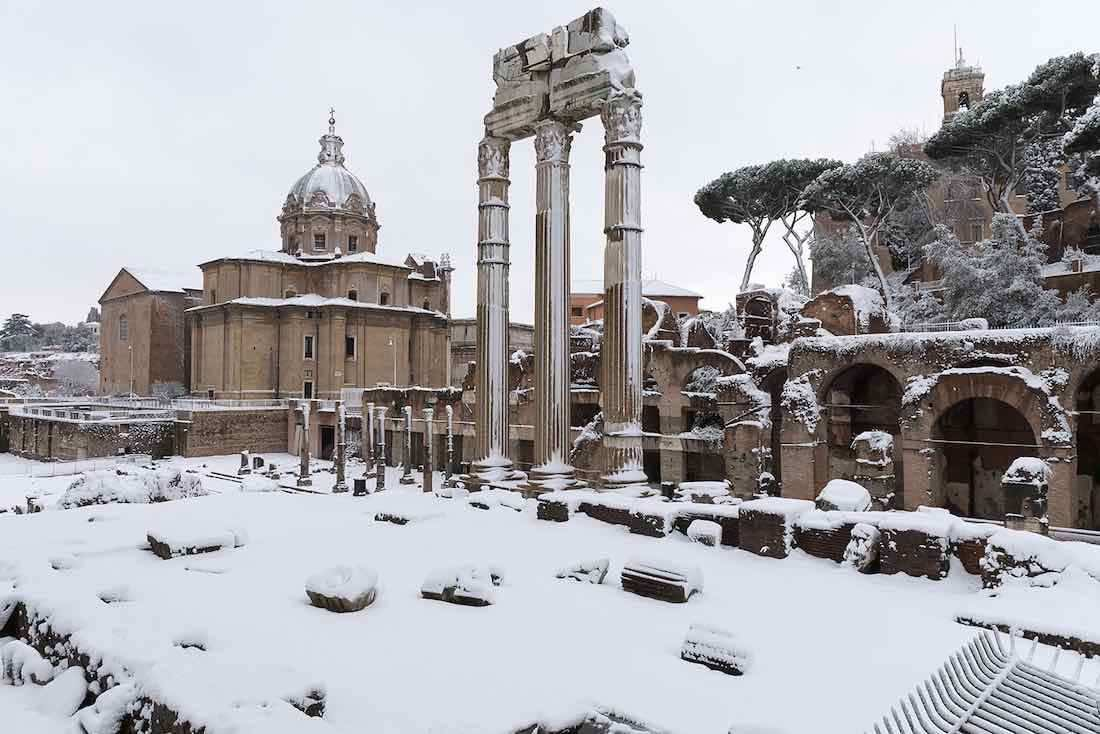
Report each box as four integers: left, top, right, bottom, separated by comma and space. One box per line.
904, 319, 1100, 333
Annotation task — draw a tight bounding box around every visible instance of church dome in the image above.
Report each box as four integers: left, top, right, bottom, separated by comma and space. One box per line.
284, 113, 374, 217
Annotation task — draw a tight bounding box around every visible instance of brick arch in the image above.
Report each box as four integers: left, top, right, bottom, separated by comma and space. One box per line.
911, 372, 1061, 448
814, 358, 907, 408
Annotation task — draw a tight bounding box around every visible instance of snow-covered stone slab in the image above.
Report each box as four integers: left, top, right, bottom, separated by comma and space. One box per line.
468, 488, 526, 512
621, 558, 702, 603
876, 510, 952, 580
514, 704, 675, 733
738, 498, 813, 559
949, 520, 999, 575
1, 639, 55, 685
305, 565, 378, 613
680, 624, 750, 676
674, 481, 731, 504
629, 501, 680, 538
555, 558, 609, 584
421, 564, 503, 607
980, 527, 1068, 588
686, 519, 721, 547
672, 502, 741, 547
147, 525, 247, 560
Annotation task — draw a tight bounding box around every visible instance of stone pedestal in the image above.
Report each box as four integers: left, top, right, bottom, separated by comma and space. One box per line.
599, 92, 647, 488
471, 136, 521, 484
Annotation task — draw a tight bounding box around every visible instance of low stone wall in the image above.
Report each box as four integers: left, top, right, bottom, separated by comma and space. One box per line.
175, 408, 289, 457
7, 414, 174, 461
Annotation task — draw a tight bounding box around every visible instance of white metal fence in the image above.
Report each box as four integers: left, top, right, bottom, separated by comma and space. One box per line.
904, 319, 1100, 333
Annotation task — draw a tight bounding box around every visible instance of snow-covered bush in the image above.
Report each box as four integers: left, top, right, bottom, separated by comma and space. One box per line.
816, 479, 872, 512
305, 565, 379, 613
59, 466, 206, 509
842, 523, 881, 572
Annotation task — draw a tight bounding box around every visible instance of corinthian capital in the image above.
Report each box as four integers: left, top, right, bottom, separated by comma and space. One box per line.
478, 136, 510, 179
601, 91, 643, 145
533, 119, 572, 164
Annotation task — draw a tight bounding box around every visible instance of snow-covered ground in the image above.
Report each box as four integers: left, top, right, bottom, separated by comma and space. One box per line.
2, 454, 1100, 733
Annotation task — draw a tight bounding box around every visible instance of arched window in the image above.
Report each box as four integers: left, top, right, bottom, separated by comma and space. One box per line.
422, 298, 431, 310
348, 289, 358, 301
379, 292, 390, 306
118, 315, 128, 342
958, 91, 971, 111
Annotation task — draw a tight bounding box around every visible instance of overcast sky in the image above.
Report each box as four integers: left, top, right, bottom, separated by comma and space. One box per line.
2, 1, 1097, 325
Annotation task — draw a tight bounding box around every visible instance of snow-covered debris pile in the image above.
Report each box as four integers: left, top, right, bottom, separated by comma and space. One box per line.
555, 558, 609, 584
681, 624, 751, 676
1, 639, 55, 685
621, 558, 702, 603
467, 487, 526, 511
1002, 457, 1051, 486
31, 665, 88, 717
831, 285, 896, 331
980, 528, 1069, 589
851, 430, 893, 467
59, 466, 206, 509
421, 564, 503, 607
73, 682, 139, 734
842, 523, 881, 572
147, 524, 247, 560
686, 519, 722, 547
816, 479, 872, 512
305, 565, 378, 613
738, 498, 814, 559
240, 474, 279, 493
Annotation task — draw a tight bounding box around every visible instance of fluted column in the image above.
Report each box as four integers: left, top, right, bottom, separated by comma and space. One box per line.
473, 136, 515, 479
530, 119, 577, 484
600, 92, 647, 487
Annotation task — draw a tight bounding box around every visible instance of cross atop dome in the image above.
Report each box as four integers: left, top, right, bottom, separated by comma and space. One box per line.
318, 108, 345, 165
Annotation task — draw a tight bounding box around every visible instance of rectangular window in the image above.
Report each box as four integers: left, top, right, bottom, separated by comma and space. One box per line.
304, 335, 314, 360
313, 233, 326, 251
210, 289, 217, 304
119, 316, 128, 342
303, 381, 313, 399
970, 223, 983, 243
571, 307, 583, 317
345, 336, 356, 360
348, 235, 358, 252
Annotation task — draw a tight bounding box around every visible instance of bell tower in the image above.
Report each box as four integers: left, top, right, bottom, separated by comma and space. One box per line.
941, 47, 984, 121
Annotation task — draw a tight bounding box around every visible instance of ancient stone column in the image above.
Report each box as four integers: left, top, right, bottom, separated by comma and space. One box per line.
365, 401, 376, 475
400, 405, 415, 485
472, 136, 515, 481
599, 92, 647, 488
298, 400, 312, 488
375, 407, 386, 493
529, 119, 578, 486
423, 407, 434, 494
333, 402, 348, 493
444, 404, 455, 487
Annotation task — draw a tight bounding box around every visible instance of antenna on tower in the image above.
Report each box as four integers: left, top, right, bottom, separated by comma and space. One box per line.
953, 24, 958, 66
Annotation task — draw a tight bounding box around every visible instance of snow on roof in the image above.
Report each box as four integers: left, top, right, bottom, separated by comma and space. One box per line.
123, 267, 201, 293
571, 279, 703, 298
208, 249, 412, 270
188, 294, 443, 317
1042, 253, 1100, 278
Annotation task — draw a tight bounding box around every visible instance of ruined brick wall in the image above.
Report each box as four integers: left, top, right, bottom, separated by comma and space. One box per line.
177, 408, 289, 457
6, 415, 173, 460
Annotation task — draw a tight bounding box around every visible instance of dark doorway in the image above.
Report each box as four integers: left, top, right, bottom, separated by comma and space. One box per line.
320, 425, 335, 461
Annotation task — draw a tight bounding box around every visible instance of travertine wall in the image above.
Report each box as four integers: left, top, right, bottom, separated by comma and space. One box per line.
7, 415, 174, 461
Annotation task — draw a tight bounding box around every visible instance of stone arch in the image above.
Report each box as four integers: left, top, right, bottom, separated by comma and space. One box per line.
816, 362, 904, 508
1073, 366, 1100, 527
